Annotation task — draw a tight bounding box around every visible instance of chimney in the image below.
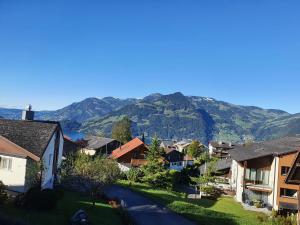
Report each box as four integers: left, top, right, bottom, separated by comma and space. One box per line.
22, 104, 34, 120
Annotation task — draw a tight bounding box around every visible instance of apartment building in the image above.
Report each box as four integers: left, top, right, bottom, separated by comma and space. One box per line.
229, 136, 300, 212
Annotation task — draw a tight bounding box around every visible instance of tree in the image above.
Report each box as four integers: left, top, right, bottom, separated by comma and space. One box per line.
111, 116, 132, 144
187, 141, 205, 158
191, 159, 218, 199
62, 153, 120, 206
142, 136, 165, 175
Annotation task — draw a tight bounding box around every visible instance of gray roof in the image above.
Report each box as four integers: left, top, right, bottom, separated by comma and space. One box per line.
160, 140, 174, 147
0, 119, 59, 158
230, 136, 300, 162
200, 158, 232, 174
86, 136, 117, 150
210, 141, 234, 149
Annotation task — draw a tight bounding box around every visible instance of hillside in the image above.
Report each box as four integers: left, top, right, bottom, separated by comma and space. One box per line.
0, 92, 299, 143
80, 92, 294, 143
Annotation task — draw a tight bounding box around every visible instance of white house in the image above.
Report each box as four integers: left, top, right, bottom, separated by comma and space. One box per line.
164, 148, 194, 171
0, 106, 63, 193
173, 140, 192, 153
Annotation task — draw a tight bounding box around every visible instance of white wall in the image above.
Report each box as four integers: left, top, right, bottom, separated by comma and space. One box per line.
57, 132, 64, 168
0, 154, 27, 192
41, 133, 55, 189
41, 130, 64, 189
231, 160, 244, 203
271, 157, 279, 210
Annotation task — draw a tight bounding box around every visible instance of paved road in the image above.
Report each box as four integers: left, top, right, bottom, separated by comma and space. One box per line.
104, 185, 197, 225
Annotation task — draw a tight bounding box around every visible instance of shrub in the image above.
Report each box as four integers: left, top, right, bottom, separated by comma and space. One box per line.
201, 185, 220, 199
169, 169, 181, 188
142, 171, 172, 189
15, 187, 60, 210
126, 168, 144, 182
0, 181, 8, 204
54, 185, 65, 200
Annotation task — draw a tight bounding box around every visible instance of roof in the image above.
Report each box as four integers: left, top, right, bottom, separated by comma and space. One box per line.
286, 151, 300, 185
0, 119, 60, 158
174, 140, 192, 146
210, 141, 235, 149
85, 136, 118, 150
200, 158, 232, 174
164, 147, 177, 154
230, 136, 300, 162
0, 135, 40, 161
160, 140, 174, 148
111, 138, 145, 159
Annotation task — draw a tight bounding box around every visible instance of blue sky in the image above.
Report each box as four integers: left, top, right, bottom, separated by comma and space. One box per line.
0, 1, 299, 113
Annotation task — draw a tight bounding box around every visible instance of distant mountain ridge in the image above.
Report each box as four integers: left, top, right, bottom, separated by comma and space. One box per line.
0, 92, 299, 143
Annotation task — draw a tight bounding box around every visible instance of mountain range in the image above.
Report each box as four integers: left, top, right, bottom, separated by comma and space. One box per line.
1, 92, 300, 144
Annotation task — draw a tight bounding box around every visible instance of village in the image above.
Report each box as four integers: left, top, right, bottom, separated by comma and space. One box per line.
0, 106, 299, 225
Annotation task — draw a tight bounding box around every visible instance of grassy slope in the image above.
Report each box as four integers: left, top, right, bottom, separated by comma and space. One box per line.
0, 191, 123, 225
118, 180, 268, 225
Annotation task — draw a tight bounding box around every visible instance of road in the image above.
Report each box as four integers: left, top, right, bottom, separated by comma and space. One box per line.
104, 185, 197, 225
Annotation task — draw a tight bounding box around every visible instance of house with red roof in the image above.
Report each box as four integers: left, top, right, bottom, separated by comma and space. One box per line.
111, 137, 148, 171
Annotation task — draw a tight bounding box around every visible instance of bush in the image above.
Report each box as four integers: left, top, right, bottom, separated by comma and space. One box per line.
15, 187, 61, 210
142, 171, 172, 189
169, 170, 181, 188
126, 168, 144, 182
0, 181, 8, 204
201, 185, 220, 199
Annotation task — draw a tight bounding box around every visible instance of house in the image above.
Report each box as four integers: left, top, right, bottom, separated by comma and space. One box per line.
285, 151, 300, 224
160, 140, 175, 149
164, 147, 194, 171
209, 141, 234, 158
80, 136, 121, 156
229, 136, 300, 212
111, 137, 147, 172
63, 135, 80, 157
0, 106, 64, 193
173, 140, 192, 153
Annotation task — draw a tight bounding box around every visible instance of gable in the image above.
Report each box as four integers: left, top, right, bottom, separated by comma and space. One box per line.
0, 135, 40, 161
0, 119, 60, 158
286, 151, 300, 185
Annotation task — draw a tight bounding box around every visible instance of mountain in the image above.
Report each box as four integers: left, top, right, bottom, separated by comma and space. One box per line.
0, 92, 299, 143
81, 92, 215, 143
80, 92, 294, 143
37, 97, 139, 123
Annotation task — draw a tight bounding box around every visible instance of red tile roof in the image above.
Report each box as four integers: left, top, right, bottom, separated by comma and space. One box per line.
111, 138, 145, 159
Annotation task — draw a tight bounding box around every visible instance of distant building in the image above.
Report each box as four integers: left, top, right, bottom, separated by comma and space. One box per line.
80, 136, 121, 156
0, 106, 63, 192
160, 140, 175, 149
173, 140, 192, 153
111, 138, 147, 172
63, 135, 80, 157
164, 147, 194, 171
209, 141, 235, 158
230, 136, 300, 213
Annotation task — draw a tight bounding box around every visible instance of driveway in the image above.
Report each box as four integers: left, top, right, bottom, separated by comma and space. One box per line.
104, 185, 197, 225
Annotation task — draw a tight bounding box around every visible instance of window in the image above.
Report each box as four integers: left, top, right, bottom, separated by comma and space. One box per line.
0, 157, 12, 171
281, 166, 290, 176
245, 168, 269, 185
280, 188, 297, 198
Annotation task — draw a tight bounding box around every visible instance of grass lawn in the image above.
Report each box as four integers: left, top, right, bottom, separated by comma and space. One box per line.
0, 191, 123, 225
118, 180, 269, 225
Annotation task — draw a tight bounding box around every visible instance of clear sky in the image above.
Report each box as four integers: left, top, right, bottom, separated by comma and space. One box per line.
0, 0, 299, 113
